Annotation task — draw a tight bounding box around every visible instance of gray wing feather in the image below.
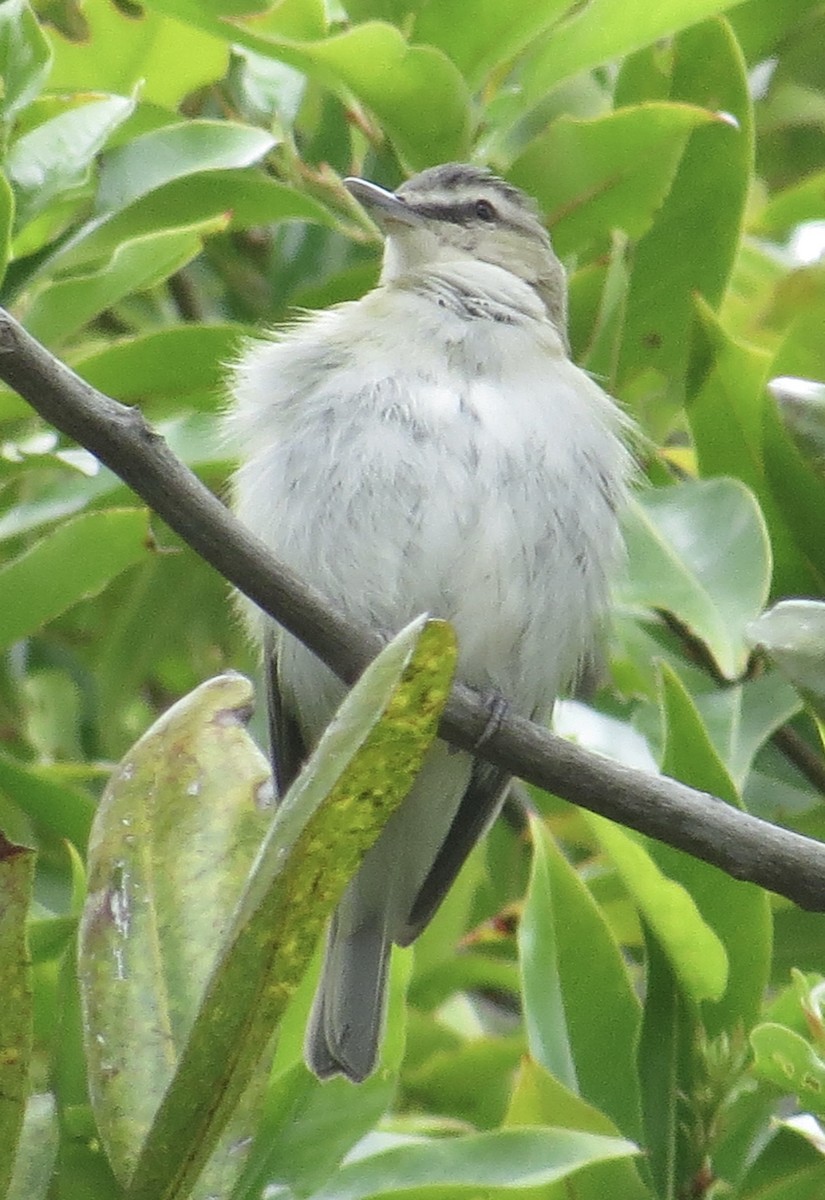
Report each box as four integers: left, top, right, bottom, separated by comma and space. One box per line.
399, 760, 510, 944
264, 627, 307, 799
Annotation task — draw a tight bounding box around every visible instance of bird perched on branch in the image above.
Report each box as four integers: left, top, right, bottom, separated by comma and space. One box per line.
227, 162, 632, 1082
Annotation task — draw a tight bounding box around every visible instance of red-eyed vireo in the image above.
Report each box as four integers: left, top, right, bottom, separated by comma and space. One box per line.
227, 163, 633, 1082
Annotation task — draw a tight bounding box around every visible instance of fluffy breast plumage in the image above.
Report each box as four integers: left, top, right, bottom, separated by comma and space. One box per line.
229, 280, 630, 725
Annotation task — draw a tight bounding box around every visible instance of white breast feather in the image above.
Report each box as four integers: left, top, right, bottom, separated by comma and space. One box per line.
228, 265, 631, 739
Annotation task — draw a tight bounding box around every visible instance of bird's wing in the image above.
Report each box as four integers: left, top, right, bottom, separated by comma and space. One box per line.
399, 758, 511, 944
264, 627, 307, 800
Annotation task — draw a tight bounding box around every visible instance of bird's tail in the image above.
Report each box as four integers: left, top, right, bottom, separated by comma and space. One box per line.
304, 905, 390, 1082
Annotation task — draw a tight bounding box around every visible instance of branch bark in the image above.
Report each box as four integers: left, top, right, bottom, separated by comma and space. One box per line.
1, 308, 824, 910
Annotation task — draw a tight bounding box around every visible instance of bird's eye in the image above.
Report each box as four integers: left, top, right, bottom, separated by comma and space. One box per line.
474, 198, 496, 221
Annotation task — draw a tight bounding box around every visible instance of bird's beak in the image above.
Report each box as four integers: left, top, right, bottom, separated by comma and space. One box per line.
344, 177, 423, 228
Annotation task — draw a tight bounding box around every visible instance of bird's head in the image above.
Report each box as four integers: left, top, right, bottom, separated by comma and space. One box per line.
345, 163, 567, 336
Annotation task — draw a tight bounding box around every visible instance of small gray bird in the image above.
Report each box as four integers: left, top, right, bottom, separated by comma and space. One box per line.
227, 163, 632, 1082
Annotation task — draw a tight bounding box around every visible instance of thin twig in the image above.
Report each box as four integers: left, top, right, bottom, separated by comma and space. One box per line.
1, 308, 824, 910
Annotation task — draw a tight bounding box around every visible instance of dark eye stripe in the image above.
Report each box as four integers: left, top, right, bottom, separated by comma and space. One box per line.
407, 198, 503, 226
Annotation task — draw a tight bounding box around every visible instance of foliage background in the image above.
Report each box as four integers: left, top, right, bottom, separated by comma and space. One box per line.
2, 0, 825, 1197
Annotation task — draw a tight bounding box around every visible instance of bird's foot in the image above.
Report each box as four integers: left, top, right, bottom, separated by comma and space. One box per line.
474, 690, 510, 751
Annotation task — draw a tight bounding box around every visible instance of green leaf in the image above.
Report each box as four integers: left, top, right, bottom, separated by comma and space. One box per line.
0, 172, 15, 290
758, 170, 825, 236
7, 94, 135, 235
306, 1127, 638, 1198
94, 120, 276, 216
0, 415, 223, 543
504, 1060, 652, 1200
656, 665, 772, 1036
0, 508, 154, 650
6, 1094, 59, 1200
686, 301, 822, 597
0, 0, 52, 122
118, 617, 455, 1200
620, 478, 772, 680
762, 379, 825, 590
518, 818, 576, 1091
78, 673, 274, 1188
511, 103, 716, 259
771, 376, 825, 474
519, 816, 643, 1140
751, 1023, 825, 1116
505, 1058, 623, 1136
17, 218, 224, 345
412, 0, 570, 89
687, 673, 802, 791
615, 19, 753, 397
286, 23, 471, 169
0, 751, 94, 849
70, 324, 244, 414
637, 926, 687, 1200
747, 599, 825, 721
737, 1116, 825, 1199
141, 4, 472, 169
521, 0, 745, 101
233, 1017, 403, 1199
585, 814, 728, 1005
52, 946, 123, 1198
405, 1034, 525, 1131
0, 835, 36, 1198
56, 174, 334, 274
47, 0, 229, 108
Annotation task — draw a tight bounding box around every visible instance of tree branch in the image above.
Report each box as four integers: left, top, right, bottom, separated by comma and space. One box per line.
1, 308, 824, 911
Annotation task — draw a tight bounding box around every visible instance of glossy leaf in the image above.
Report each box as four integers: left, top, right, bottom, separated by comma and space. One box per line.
413, 0, 570, 88
747, 599, 825, 719
47, 0, 229, 107
616, 19, 753, 397
762, 379, 825, 590
17, 218, 225, 346
504, 1060, 651, 1200
519, 816, 643, 1139
309, 1127, 640, 1199
0, 751, 94, 849
688, 672, 802, 791
522, 0, 743, 101
519, 818, 576, 1091
122, 618, 455, 1200
0, 172, 14, 290
511, 103, 715, 258
751, 1023, 825, 1117
737, 1117, 825, 1199
687, 301, 822, 597
79, 673, 275, 1187
285, 23, 471, 169
0, 0, 52, 122
620, 478, 772, 680
57, 174, 335, 274
758, 170, 825, 236
141, 4, 471, 169
656, 666, 772, 1036
771, 376, 825, 473
0, 508, 154, 650
6, 1093, 59, 1200
71, 324, 244, 413
94, 121, 276, 216
0, 835, 36, 1197
637, 926, 688, 1199
586, 813, 727, 1005
7, 94, 135, 234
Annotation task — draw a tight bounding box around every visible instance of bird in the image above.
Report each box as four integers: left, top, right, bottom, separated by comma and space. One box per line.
226, 162, 633, 1082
